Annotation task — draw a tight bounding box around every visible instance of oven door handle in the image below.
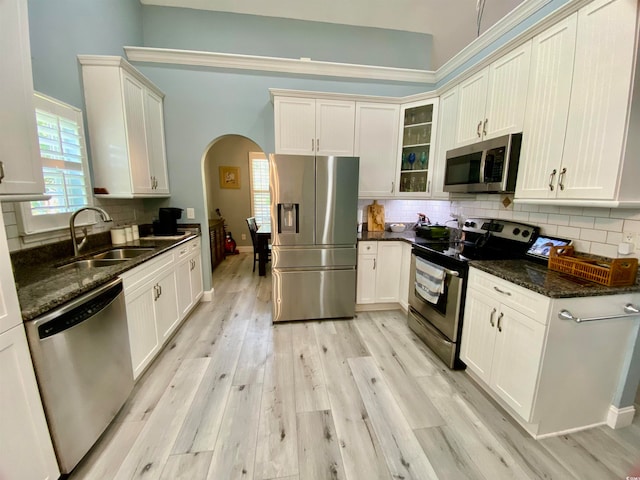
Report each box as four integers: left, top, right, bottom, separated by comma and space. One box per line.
442, 267, 460, 277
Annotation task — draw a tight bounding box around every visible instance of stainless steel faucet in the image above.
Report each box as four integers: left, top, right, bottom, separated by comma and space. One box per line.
70, 207, 113, 256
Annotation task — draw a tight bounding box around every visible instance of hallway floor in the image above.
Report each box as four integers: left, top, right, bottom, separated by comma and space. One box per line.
70, 253, 640, 479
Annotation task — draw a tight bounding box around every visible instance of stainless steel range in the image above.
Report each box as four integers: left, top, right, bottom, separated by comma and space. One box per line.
408, 218, 539, 369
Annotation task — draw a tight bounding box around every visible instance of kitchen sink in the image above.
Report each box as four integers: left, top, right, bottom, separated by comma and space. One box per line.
91, 247, 155, 260
57, 258, 130, 271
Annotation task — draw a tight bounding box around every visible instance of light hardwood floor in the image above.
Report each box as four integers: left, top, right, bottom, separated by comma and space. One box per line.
70, 253, 640, 480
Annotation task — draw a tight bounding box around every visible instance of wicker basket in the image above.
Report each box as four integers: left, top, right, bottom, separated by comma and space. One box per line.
548, 245, 638, 287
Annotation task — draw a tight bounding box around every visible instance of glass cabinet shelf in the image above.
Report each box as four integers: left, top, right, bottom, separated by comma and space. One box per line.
397, 101, 436, 195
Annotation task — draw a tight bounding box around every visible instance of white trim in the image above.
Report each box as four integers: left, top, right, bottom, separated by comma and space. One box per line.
533, 421, 608, 439
606, 404, 636, 429
123, 46, 435, 84
437, 0, 552, 80
514, 199, 640, 208
123, 0, 596, 91
355, 302, 399, 312
202, 288, 214, 302
77, 55, 165, 98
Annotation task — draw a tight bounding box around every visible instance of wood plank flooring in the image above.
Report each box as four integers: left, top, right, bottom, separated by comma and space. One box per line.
70, 253, 640, 480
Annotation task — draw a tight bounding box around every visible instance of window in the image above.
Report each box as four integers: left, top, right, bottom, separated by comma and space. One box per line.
18, 92, 93, 235
249, 152, 270, 226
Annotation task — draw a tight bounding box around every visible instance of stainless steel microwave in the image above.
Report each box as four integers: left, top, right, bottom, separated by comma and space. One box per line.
443, 133, 522, 193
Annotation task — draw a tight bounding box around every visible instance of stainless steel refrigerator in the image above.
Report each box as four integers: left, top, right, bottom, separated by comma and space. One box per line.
270, 154, 359, 322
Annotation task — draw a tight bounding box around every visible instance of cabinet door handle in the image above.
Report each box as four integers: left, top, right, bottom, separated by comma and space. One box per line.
311, 138, 314, 151
0, 161, 4, 184
373, 258, 376, 270
158, 284, 162, 297
497, 312, 504, 332
153, 284, 159, 301
483, 118, 488, 136
477, 121, 482, 138
490, 307, 497, 327
427, 180, 431, 193
548, 169, 557, 191
558, 167, 567, 191
391, 181, 395, 194
493, 286, 511, 296
316, 138, 319, 151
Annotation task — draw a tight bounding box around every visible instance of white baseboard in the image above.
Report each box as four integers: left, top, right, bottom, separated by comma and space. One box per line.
202, 288, 214, 302
236, 246, 252, 253
355, 302, 400, 312
606, 404, 636, 429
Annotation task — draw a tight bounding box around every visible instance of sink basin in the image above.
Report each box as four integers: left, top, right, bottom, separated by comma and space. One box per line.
57, 258, 130, 271
91, 248, 155, 260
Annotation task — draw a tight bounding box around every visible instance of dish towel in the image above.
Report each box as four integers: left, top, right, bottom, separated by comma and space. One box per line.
415, 257, 446, 305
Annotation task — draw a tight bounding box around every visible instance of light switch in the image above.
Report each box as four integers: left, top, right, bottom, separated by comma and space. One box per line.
186, 207, 195, 219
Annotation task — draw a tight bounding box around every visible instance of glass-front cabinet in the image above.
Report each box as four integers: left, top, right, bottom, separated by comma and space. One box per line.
396, 99, 439, 195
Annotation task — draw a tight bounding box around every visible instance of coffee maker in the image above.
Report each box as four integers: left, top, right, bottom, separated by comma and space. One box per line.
153, 207, 183, 235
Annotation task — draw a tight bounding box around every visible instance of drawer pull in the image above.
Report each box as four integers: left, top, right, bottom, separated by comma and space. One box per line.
493, 286, 511, 296
558, 304, 640, 323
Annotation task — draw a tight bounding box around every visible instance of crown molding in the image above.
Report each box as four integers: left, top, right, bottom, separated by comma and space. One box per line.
436, 0, 552, 81
123, 46, 436, 84
78, 54, 165, 97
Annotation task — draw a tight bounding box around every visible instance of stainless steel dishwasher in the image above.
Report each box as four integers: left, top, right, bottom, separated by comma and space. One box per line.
25, 277, 134, 474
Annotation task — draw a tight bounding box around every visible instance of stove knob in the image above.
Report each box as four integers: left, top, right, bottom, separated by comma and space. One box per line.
464, 221, 476, 228
522, 230, 530, 237
513, 228, 521, 235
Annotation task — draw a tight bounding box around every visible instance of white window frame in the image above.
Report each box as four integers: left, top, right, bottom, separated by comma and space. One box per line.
248, 152, 270, 227
17, 92, 94, 236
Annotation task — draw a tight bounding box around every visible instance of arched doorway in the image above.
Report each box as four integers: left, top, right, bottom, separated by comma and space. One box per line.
202, 134, 266, 276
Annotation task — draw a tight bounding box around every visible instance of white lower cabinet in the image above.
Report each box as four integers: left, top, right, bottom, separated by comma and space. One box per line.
0, 325, 60, 480
122, 237, 202, 380
462, 267, 640, 437
356, 241, 408, 307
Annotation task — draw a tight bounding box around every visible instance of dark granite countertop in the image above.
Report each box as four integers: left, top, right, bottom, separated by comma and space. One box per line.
358, 230, 416, 243
12, 232, 199, 321
470, 259, 640, 298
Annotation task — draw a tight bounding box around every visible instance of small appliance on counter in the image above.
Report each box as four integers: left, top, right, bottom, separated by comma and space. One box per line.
153, 207, 183, 235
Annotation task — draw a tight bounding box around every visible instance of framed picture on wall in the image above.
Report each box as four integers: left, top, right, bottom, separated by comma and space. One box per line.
219, 166, 241, 189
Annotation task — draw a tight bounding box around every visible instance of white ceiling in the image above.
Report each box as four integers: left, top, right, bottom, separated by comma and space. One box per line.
140, 0, 525, 68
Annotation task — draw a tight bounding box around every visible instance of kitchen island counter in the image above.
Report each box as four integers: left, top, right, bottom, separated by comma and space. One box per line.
471, 259, 640, 298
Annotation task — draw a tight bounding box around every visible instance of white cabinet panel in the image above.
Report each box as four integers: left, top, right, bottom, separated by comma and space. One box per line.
0, 325, 60, 480
374, 242, 403, 303
355, 102, 400, 198
274, 97, 354, 155
0, 0, 45, 197
155, 268, 179, 343
456, 42, 531, 147
0, 223, 21, 334
80, 56, 170, 198
516, 14, 578, 199
560, 0, 637, 200
490, 303, 545, 421
432, 88, 458, 199
460, 289, 498, 383
125, 284, 159, 379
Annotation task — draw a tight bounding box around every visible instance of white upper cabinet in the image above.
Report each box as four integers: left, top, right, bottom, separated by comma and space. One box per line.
516, 0, 640, 206
456, 42, 532, 147
355, 102, 400, 198
274, 96, 355, 156
431, 88, 458, 199
516, 14, 578, 200
0, 0, 45, 198
79, 56, 170, 198
395, 99, 439, 196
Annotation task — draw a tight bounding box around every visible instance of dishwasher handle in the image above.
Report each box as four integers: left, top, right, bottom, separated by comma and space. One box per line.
33, 278, 124, 340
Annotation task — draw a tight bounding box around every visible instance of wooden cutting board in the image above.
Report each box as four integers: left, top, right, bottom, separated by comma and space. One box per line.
367, 200, 385, 231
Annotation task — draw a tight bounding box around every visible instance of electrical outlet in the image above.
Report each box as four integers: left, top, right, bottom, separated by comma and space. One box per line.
186, 207, 195, 219
623, 232, 636, 244
241, 233, 246, 240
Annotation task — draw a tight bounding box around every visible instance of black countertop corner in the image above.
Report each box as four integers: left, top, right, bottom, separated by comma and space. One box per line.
470, 259, 640, 298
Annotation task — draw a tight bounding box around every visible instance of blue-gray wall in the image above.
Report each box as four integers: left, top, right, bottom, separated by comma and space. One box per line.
142, 6, 432, 70
27, 0, 143, 109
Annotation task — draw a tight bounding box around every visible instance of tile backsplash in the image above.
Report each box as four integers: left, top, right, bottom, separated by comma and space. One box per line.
359, 195, 640, 259
2, 198, 157, 252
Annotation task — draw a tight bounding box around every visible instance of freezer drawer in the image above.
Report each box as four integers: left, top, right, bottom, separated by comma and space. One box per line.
272, 268, 356, 322
272, 246, 356, 269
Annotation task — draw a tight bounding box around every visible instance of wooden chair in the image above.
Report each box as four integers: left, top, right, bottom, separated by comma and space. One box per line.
246, 217, 270, 272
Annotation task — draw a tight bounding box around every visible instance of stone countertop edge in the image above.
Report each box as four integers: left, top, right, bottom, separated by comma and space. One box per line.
15, 233, 200, 322
358, 230, 416, 243
469, 259, 640, 298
